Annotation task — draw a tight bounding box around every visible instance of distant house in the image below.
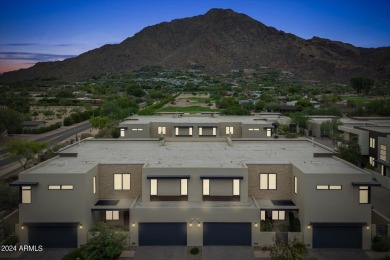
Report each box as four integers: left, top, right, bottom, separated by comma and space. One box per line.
22, 121, 47, 130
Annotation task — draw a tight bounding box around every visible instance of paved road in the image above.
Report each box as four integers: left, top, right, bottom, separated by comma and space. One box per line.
0, 122, 91, 167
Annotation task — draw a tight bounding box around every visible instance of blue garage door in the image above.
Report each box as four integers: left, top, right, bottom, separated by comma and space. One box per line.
203, 223, 251, 245
29, 225, 77, 248
139, 223, 187, 245
313, 225, 362, 248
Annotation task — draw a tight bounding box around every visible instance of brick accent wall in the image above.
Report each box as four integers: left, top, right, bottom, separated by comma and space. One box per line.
98, 164, 143, 199
247, 164, 292, 200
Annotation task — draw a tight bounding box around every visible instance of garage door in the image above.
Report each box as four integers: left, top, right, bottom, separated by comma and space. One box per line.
139, 223, 187, 245
28, 225, 78, 248
203, 223, 251, 245
313, 225, 362, 248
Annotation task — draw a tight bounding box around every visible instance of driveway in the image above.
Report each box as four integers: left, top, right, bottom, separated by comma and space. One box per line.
310, 249, 369, 260
134, 246, 186, 260
202, 246, 255, 260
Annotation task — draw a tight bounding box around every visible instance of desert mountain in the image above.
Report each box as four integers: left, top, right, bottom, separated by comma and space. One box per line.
1, 8, 389, 83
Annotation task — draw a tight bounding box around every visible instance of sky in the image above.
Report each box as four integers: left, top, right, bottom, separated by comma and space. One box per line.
1, 0, 390, 74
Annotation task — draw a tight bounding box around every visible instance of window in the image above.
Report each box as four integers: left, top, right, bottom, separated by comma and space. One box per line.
203, 179, 210, 195
233, 179, 240, 196
266, 128, 272, 137
106, 210, 119, 220
381, 165, 385, 176
248, 128, 260, 131
226, 126, 233, 135
259, 173, 276, 190
181, 179, 187, 196
380, 145, 387, 161
158, 126, 166, 135
199, 127, 217, 136
175, 127, 179, 136
131, 128, 143, 131
369, 156, 375, 167
294, 176, 297, 194
150, 179, 157, 195
48, 185, 74, 190
272, 210, 285, 220
189, 127, 193, 136
93, 176, 96, 194
199, 127, 203, 136
260, 210, 266, 220
359, 186, 369, 204
212, 127, 217, 136
316, 185, 342, 190
370, 137, 375, 148
120, 129, 125, 137
114, 174, 130, 190
21, 186, 31, 204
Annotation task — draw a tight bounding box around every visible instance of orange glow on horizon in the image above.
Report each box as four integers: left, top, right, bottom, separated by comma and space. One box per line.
0, 60, 35, 74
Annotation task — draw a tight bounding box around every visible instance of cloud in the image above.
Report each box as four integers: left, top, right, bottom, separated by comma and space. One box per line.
0, 52, 76, 61
3, 43, 38, 46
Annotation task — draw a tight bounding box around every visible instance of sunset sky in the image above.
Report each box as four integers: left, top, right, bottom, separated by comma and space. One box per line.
1, 0, 389, 74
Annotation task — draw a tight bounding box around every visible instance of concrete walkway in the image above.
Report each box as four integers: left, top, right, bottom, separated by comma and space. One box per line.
310, 249, 369, 260
134, 246, 186, 260
203, 246, 255, 260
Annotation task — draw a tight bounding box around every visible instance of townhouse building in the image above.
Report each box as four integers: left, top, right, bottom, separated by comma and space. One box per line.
12, 134, 377, 249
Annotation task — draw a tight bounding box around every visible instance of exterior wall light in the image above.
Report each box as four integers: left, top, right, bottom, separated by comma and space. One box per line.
132, 222, 136, 228
254, 222, 258, 227
189, 222, 193, 227
197, 222, 201, 227
366, 225, 370, 230
307, 224, 311, 229
79, 224, 83, 229
21, 225, 24, 230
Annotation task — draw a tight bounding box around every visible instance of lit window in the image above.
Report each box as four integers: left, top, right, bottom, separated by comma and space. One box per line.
248, 128, 259, 131
233, 179, 240, 196
359, 186, 369, 204
175, 127, 179, 136
150, 179, 157, 195
259, 173, 276, 190
212, 127, 217, 136
181, 179, 188, 196
158, 126, 166, 135
369, 138, 375, 149
294, 176, 297, 194
272, 210, 285, 220
203, 179, 210, 195
266, 128, 272, 137
131, 128, 143, 131
120, 129, 125, 137
260, 210, 266, 220
93, 176, 96, 194
189, 127, 193, 136
226, 126, 233, 135
380, 145, 387, 161
369, 157, 375, 167
199, 127, 203, 136
316, 185, 342, 190
114, 174, 131, 190
106, 210, 119, 220
21, 186, 31, 204
48, 185, 74, 190
381, 165, 385, 176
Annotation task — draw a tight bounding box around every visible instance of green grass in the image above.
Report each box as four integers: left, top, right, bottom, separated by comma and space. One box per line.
342, 96, 370, 104
158, 106, 220, 114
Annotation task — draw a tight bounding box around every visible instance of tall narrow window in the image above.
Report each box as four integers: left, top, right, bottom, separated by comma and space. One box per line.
199, 127, 203, 136
294, 176, 297, 194
233, 179, 240, 196
212, 127, 217, 136
150, 179, 157, 195
359, 186, 369, 204
181, 179, 188, 196
369, 156, 375, 167
226, 126, 233, 135
175, 127, 179, 136
158, 126, 166, 135
381, 165, 385, 176
120, 129, 125, 137
266, 128, 272, 137
93, 176, 96, 194
114, 174, 131, 190
369, 137, 375, 148
380, 145, 387, 161
189, 127, 193, 136
260, 210, 266, 220
203, 179, 210, 195
21, 186, 31, 204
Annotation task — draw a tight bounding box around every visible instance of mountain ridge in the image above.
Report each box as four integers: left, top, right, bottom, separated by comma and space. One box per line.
1, 8, 389, 83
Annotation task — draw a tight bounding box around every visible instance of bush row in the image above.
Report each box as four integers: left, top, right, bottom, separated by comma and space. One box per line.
138, 93, 181, 115
63, 110, 94, 126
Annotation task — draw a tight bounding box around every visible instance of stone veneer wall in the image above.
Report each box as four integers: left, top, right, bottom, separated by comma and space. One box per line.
247, 164, 292, 200
98, 164, 143, 199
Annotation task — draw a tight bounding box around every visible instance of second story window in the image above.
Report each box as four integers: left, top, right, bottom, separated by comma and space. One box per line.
380, 145, 387, 161
259, 173, 276, 190
294, 176, 297, 194
203, 179, 210, 195
359, 186, 369, 204
114, 174, 130, 190
158, 126, 166, 135
21, 186, 31, 204
369, 156, 375, 167
369, 137, 375, 148
226, 126, 234, 135
181, 179, 187, 196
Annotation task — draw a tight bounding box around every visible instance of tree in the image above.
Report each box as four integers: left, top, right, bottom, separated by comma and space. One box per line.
289, 112, 309, 130
0, 108, 23, 133
320, 119, 342, 138
6, 140, 47, 169
90, 116, 110, 130
270, 237, 309, 260
350, 76, 374, 95
0, 178, 19, 212
81, 222, 127, 260
338, 139, 361, 166
295, 99, 312, 109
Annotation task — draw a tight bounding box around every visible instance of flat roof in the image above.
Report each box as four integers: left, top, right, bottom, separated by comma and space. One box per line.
23, 138, 365, 175
120, 115, 289, 125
